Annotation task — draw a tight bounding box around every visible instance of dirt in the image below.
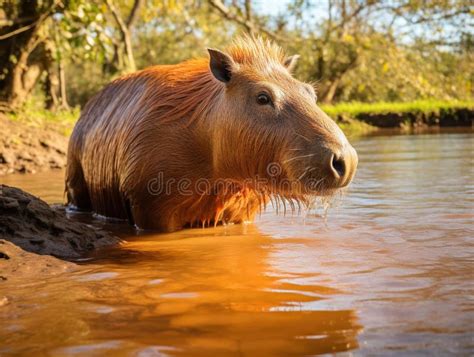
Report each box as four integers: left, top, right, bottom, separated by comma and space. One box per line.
0, 239, 77, 284
0, 114, 68, 175
0, 185, 120, 261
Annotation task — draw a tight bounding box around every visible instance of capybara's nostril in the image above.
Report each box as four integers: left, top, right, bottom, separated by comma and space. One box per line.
327, 145, 358, 188
331, 154, 346, 178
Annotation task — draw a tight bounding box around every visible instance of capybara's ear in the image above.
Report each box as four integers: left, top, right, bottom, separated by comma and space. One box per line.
207, 48, 236, 83
284, 55, 300, 72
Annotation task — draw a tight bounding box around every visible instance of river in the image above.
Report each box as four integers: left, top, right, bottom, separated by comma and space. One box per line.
1, 130, 473, 355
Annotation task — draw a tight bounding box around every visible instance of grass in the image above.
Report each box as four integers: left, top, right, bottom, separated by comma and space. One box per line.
6, 98, 79, 137
336, 118, 376, 136
321, 99, 474, 118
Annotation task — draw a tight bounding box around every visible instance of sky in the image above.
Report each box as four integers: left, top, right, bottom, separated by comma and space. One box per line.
255, 0, 292, 16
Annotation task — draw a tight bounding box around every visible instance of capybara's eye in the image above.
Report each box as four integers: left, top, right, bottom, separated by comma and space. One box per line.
256, 93, 271, 105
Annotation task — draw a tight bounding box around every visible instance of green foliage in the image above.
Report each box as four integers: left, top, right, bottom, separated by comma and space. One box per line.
321, 99, 474, 117
66, 61, 114, 107
53, 1, 111, 62
336, 119, 376, 137
6, 97, 79, 136
134, 1, 233, 67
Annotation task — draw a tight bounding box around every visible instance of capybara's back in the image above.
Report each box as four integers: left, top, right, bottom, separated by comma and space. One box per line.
66, 36, 358, 232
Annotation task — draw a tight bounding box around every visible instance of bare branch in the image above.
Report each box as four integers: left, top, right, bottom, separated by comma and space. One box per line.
105, 0, 136, 71
126, 0, 144, 29
105, 0, 128, 36
0, 21, 37, 40
208, 0, 286, 41
244, 0, 252, 22
397, 8, 470, 25
330, 1, 376, 33
208, 0, 254, 32
0, 0, 62, 41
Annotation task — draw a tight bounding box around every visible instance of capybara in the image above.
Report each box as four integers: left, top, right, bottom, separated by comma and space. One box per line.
66, 36, 358, 232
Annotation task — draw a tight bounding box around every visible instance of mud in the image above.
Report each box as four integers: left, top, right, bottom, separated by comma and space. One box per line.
0, 185, 120, 259
0, 115, 68, 175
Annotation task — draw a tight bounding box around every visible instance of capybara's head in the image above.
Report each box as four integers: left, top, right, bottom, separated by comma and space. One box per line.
207, 36, 358, 197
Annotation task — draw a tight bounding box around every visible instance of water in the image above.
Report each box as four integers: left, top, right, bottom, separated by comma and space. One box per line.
1, 131, 473, 355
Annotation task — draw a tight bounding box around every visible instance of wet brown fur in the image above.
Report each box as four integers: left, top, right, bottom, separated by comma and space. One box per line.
66, 36, 351, 231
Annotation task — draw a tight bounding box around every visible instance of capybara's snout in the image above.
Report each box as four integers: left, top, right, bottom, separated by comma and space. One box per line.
319, 143, 358, 189
288, 108, 358, 193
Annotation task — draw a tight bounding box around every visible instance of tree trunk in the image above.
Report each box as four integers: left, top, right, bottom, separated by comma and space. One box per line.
8, 35, 44, 108
0, 0, 58, 109
0, 1, 41, 108
58, 57, 68, 109
105, 0, 143, 73
123, 30, 135, 72
321, 77, 341, 104
44, 40, 59, 110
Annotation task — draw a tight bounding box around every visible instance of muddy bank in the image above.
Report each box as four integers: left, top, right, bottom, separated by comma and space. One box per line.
0, 185, 120, 258
0, 240, 77, 284
0, 115, 68, 175
335, 107, 473, 128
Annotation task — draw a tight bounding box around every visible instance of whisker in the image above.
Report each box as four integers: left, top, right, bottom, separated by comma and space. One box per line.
294, 133, 311, 143
298, 167, 315, 181
283, 153, 315, 164
310, 177, 325, 193
298, 166, 310, 181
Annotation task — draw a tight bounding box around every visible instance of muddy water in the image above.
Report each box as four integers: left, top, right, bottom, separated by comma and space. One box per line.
1, 131, 473, 355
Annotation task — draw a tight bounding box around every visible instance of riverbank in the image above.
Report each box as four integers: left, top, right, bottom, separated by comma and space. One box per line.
321, 100, 473, 131
0, 100, 472, 175
0, 185, 120, 282
0, 101, 77, 175
0, 185, 120, 257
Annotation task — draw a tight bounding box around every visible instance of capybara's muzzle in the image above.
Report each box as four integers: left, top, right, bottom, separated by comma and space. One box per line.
325, 144, 358, 188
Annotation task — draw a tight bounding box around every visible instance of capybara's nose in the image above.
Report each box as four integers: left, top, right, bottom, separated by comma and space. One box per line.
328, 145, 358, 187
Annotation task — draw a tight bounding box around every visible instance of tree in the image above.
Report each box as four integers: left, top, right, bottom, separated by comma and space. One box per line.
104, 0, 143, 73
0, 0, 61, 108
0, 0, 109, 109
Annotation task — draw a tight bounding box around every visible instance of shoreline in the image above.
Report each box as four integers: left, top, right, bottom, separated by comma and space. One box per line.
0, 185, 121, 282
323, 100, 473, 135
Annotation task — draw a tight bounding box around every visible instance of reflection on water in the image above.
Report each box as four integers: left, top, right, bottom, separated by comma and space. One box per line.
1, 131, 473, 355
